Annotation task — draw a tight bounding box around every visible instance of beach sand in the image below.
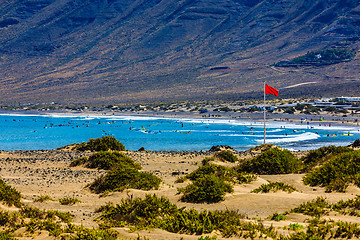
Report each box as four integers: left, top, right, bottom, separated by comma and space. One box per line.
1, 146, 360, 239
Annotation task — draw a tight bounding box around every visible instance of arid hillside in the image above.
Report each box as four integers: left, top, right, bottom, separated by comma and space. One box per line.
0, 0, 359, 104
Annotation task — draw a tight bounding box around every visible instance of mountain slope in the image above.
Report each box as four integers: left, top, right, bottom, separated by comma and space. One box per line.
0, 0, 359, 104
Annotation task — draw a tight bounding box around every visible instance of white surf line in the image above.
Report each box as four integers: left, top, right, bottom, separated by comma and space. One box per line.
283, 82, 317, 89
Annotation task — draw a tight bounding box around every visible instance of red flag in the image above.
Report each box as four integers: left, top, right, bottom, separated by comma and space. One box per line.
265, 84, 279, 96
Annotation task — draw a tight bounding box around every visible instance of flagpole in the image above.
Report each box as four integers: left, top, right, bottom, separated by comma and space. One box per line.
264, 82, 266, 144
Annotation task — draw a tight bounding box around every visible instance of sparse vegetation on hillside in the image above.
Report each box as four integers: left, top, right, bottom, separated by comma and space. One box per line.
275, 48, 357, 67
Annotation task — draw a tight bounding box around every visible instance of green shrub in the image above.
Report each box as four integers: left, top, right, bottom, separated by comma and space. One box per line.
0, 231, 14, 239
331, 195, 360, 217
0, 210, 20, 227
238, 147, 302, 174
89, 163, 161, 194
76, 136, 125, 152
59, 197, 81, 205
187, 163, 255, 184
215, 151, 238, 162
270, 212, 286, 221
178, 175, 233, 203
34, 195, 54, 203
68, 226, 119, 240
251, 182, 297, 193
249, 144, 274, 152
0, 179, 21, 207
96, 194, 279, 237
301, 145, 353, 172
175, 176, 187, 183
178, 162, 255, 203
198, 236, 217, 240
70, 151, 140, 170
303, 151, 360, 192
291, 197, 329, 218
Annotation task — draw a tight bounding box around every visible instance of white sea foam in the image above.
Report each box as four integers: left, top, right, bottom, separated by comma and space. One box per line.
256, 132, 320, 144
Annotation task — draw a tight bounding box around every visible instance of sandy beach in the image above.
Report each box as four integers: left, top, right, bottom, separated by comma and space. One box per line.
1, 144, 360, 239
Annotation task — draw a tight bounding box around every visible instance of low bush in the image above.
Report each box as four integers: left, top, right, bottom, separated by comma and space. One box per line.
332, 195, 360, 217
89, 163, 161, 194
70, 151, 140, 170
238, 147, 302, 174
215, 151, 238, 162
67, 226, 119, 240
178, 175, 233, 203
251, 182, 297, 193
0, 178, 22, 207
20, 206, 75, 223
96, 194, 277, 237
186, 163, 255, 184
270, 212, 286, 221
0, 210, 21, 227
301, 145, 354, 172
75, 136, 125, 152
289, 223, 304, 231
34, 195, 54, 203
291, 197, 329, 218
303, 151, 360, 192
248, 144, 274, 152
178, 162, 256, 203
59, 197, 81, 205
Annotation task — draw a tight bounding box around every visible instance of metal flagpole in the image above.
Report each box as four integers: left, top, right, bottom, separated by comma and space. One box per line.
264, 82, 266, 144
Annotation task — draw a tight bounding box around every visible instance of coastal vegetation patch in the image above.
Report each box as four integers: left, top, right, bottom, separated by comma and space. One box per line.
251, 182, 297, 193
0, 178, 22, 207
237, 147, 302, 174
214, 150, 239, 162
332, 195, 360, 217
303, 151, 360, 192
75, 136, 125, 152
95, 194, 278, 238
88, 158, 161, 194
177, 162, 256, 203
70, 151, 139, 170
33, 195, 54, 203
178, 175, 233, 203
291, 197, 330, 218
59, 197, 81, 205
301, 145, 354, 172
275, 47, 357, 67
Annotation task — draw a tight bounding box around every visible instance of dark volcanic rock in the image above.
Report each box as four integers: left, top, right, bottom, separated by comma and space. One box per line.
349, 139, 360, 148
209, 145, 234, 152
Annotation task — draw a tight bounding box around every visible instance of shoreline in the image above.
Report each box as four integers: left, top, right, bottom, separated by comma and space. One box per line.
1, 108, 359, 126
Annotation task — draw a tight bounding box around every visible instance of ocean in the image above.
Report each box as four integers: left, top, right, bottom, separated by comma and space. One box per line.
0, 114, 359, 151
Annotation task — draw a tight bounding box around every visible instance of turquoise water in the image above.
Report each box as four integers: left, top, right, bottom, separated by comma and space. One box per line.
0, 114, 359, 151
